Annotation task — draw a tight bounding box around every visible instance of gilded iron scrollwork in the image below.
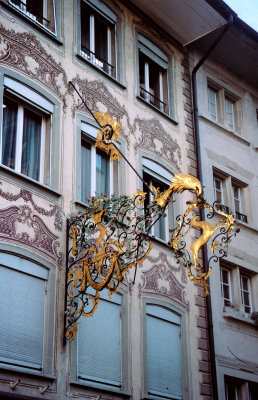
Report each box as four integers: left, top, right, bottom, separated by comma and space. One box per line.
65, 93, 238, 340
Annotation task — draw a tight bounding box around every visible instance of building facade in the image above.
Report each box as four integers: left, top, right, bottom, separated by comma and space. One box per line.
0, 1, 257, 400
188, 4, 258, 398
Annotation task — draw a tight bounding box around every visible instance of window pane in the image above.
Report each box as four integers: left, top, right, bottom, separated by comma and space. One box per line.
81, 140, 91, 202
78, 295, 122, 387
222, 269, 229, 284
26, 0, 44, 20
21, 108, 42, 181
95, 17, 108, 63
225, 99, 234, 129
96, 149, 109, 195
2, 96, 18, 170
208, 88, 217, 121
81, 6, 90, 54
0, 266, 46, 369
146, 310, 183, 398
225, 384, 237, 400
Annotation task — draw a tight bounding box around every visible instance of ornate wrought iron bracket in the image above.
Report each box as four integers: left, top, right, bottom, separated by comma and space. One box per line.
65, 84, 238, 340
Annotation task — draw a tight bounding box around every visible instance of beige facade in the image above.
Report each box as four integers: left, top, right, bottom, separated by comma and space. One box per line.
0, 1, 257, 400
189, 16, 258, 400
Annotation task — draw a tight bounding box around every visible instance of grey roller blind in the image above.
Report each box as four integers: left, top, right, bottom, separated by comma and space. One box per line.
78, 291, 122, 387
146, 305, 183, 399
0, 266, 46, 370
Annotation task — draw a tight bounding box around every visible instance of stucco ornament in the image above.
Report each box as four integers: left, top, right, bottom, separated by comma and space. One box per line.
65, 96, 238, 340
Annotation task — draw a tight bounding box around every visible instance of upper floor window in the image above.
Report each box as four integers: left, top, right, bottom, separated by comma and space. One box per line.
225, 97, 234, 131
138, 34, 168, 114
80, 0, 117, 78
1, 77, 54, 186
208, 87, 217, 122
145, 303, 183, 399
142, 157, 175, 243
240, 274, 252, 314
207, 80, 241, 134
7, 0, 56, 33
220, 267, 232, 308
212, 170, 248, 223
0, 253, 54, 373
80, 121, 119, 204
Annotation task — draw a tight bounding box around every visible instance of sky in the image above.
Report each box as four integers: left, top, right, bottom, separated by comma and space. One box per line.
223, 0, 258, 32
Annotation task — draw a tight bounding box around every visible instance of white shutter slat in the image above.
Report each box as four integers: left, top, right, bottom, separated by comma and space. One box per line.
147, 309, 183, 399
0, 266, 46, 370
78, 292, 122, 387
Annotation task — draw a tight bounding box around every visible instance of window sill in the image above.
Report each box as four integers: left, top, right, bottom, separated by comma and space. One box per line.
0, 364, 56, 380
223, 307, 257, 326
76, 53, 126, 90
70, 380, 131, 398
199, 115, 251, 146
2, 1, 63, 45
0, 164, 62, 200
137, 95, 178, 126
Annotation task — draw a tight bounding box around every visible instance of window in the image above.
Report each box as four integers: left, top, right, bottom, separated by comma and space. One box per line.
220, 262, 256, 320
0, 253, 54, 373
142, 157, 175, 242
1, 77, 53, 185
225, 378, 258, 400
220, 267, 232, 308
138, 34, 168, 114
240, 274, 252, 314
143, 172, 168, 242
77, 290, 124, 388
145, 304, 183, 399
212, 170, 248, 223
232, 184, 247, 222
225, 97, 234, 131
207, 81, 241, 134
208, 87, 217, 121
80, 0, 117, 78
80, 121, 118, 203
225, 382, 238, 400
7, 0, 56, 33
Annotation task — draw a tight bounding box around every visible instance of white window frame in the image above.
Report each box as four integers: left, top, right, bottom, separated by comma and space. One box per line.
213, 176, 223, 204
1, 77, 53, 185
142, 158, 174, 243
138, 34, 168, 114
81, 122, 114, 202
80, 0, 117, 78
232, 184, 241, 214
8, 0, 57, 33
208, 87, 217, 121
225, 97, 234, 131
240, 274, 252, 314
220, 267, 232, 308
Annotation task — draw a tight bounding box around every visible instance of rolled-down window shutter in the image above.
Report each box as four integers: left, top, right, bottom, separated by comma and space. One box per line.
0, 266, 46, 370
78, 291, 122, 387
146, 305, 183, 399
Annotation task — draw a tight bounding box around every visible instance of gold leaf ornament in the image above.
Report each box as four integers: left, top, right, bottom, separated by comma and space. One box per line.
94, 111, 122, 161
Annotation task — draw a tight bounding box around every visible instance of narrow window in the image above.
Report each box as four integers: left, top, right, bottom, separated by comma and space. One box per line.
232, 184, 247, 223
81, 2, 116, 78
208, 87, 217, 121
81, 133, 112, 203
213, 176, 223, 203
240, 275, 252, 314
220, 267, 232, 308
225, 98, 234, 130
143, 172, 169, 242
225, 383, 238, 400
138, 34, 168, 114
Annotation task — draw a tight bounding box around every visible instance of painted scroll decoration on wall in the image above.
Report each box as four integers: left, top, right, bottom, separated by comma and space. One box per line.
65, 111, 238, 340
